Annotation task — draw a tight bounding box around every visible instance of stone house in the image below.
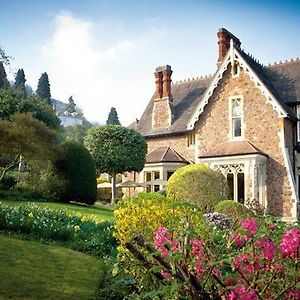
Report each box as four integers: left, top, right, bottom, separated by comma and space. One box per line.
128, 28, 300, 221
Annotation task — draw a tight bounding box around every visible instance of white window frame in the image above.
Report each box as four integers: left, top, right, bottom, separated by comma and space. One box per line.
229, 95, 244, 140
297, 105, 300, 142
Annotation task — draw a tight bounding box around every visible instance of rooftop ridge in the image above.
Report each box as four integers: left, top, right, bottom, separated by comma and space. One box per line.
173, 73, 214, 85
266, 57, 300, 67
162, 146, 170, 161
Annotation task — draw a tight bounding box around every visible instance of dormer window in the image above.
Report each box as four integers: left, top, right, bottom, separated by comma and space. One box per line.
230, 96, 243, 139
187, 131, 195, 147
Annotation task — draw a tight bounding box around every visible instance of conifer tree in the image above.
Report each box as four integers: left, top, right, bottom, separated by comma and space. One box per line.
15, 69, 26, 95
36, 72, 51, 105
0, 61, 9, 89
66, 96, 76, 114
106, 107, 121, 125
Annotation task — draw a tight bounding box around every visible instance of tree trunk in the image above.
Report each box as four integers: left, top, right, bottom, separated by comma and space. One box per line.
111, 172, 116, 206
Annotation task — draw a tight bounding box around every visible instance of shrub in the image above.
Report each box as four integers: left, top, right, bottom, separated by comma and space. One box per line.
214, 200, 255, 224
0, 174, 17, 190
167, 164, 228, 213
114, 193, 203, 276
124, 219, 300, 299
55, 141, 97, 205
0, 202, 117, 257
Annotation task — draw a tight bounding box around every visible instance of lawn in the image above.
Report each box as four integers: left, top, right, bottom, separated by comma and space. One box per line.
0, 234, 102, 299
1, 200, 114, 222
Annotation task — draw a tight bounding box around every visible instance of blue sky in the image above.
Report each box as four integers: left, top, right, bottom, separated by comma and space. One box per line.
0, 0, 299, 124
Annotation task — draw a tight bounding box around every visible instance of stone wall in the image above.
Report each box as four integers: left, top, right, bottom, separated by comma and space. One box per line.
146, 133, 195, 162
195, 66, 294, 217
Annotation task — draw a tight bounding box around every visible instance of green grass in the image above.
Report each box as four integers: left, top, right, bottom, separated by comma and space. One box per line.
0, 234, 101, 299
1, 200, 114, 222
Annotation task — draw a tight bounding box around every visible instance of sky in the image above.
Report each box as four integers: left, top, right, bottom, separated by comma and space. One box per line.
0, 0, 299, 125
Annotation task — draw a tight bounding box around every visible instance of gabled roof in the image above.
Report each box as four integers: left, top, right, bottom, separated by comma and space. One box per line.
132, 76, 212, 136
133, 39, 300, 137
200, 140, 268, 158
146, 146, 189, 164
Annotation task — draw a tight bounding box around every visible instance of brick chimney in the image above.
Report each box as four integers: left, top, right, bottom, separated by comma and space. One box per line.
152, 65, 173, 128
217, 28, 241, 65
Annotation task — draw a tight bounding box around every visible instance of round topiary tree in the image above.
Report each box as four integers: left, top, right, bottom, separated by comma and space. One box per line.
166, 163, 228, 213
84, 125, 147, 205
55, 141, 97, 204
214, 200, 255, 223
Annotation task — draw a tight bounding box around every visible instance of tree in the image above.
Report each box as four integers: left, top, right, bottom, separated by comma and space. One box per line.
0, 61, 9, 89
36, 72, 51, 105
66, 96, 76, 114
65, 123, 92, 144
84, 125, 147, 205
0, 113, 58, 181
0, 88, 61, 129
54, 141, 97, 204
106, 107, 121, 125
14, 69, 26, 94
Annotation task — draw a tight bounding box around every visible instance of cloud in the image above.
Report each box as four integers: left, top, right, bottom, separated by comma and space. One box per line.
39, 11, 165, 125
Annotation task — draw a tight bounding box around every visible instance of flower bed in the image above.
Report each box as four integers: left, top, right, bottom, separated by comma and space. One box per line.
0, 202, 117, 257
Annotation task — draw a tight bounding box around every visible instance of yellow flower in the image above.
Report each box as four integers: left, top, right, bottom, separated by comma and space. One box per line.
28, 212, 33, 218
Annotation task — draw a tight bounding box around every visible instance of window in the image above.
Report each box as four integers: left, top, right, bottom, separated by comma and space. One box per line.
187, 131, 196, 147
144, 171, 160, 192
167, 171, 174, 180
230, 97, 243, 139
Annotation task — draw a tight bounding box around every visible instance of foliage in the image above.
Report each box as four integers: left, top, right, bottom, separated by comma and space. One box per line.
14, 69, 26, 94
0, 88, 60, 129
84, 125, 147, 204
114, 193, 203, 276
36, 72, 51, 105
0, 202, 117, 257
66, 95, 76, 114
0, 174, 17, 190
106, 107, 121, 125
124, 218, 300, 299
19, 94, 61, 129
214, 200, 256, 223
203, 211, 231, 230
96, 259, 136, 300
54, 141, 97, 205
0, 61, 9, 89
167, 163, 228, 213
64, 123, 92, 144
0, 113, 59, 181
0, 234, 102, 300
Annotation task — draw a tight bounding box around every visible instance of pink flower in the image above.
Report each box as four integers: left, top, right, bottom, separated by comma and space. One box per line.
268, 223, 275, 231
279, 228, 300, 259
257, 237, 276, 261
228, 287, 257, 300
230, 233, 245, 248
241, 219, 257, 237
154, 227, 179, 257
191, 239, 203, 256
161, 270, 171, 279
285, 288, 300, 299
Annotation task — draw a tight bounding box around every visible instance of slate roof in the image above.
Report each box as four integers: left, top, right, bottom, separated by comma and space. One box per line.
132, 52, 300, 137
200, 140, 268, 158
146, 146, 189, 164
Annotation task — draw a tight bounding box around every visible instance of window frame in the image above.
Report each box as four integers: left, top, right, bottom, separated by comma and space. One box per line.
187, 130, 196, 147
229, 95, 244, 140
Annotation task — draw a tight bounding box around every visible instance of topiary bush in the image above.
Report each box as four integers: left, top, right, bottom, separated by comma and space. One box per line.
166, 163, 228, 213
214, 200, 255, 224
55, 141, 97, 205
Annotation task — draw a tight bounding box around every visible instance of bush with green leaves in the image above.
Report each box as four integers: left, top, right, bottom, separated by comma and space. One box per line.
0, 202, 117, 257
214, 200, 255, 224
55, 141, 97, 204
166, 163, 228, 213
